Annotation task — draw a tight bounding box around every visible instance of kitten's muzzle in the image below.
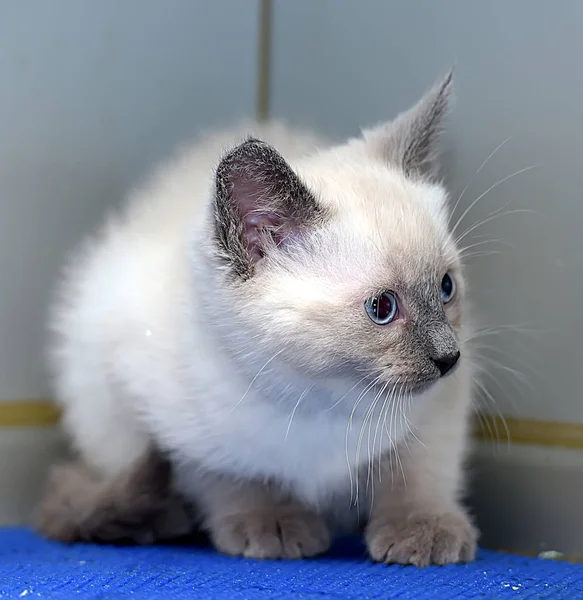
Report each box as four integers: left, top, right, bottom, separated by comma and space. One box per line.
421, 320, 460, 378
432, 350, 460, 377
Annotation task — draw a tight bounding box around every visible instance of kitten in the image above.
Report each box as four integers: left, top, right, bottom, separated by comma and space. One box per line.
37, 71, 478, 566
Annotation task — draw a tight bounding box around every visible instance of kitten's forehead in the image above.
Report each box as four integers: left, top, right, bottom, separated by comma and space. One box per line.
294, 153, 455, 281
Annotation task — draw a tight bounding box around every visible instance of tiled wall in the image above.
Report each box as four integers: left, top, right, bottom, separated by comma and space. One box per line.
270, 0, 583, 425
0, 0, 260, 524
271, 0, 583, 556
0, 0, 259, 405
7, 1, 579, 422
267, 0, 583, 555
2, 0, 582, 555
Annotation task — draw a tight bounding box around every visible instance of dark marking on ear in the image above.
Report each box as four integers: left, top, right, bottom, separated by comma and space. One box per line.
365, 71, 453, 181
213, 138, 326, 279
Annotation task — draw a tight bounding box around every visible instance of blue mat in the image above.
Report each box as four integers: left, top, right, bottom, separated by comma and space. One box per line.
0, 529, 582, 599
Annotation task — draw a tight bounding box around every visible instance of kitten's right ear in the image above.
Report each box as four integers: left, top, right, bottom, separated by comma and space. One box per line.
364, 71, 453, 181
212, 138, 324, 279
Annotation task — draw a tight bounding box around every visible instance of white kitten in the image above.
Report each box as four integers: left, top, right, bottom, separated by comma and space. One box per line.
37, 72, 478, 565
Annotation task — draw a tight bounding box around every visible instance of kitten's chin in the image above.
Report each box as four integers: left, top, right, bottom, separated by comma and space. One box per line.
406, 369, 460, 396
400, 376, 443, 397
408, 380, 439, 395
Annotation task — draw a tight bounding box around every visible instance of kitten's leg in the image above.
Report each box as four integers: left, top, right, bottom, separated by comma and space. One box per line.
193, 474, 330, 559
365, 382, 478, 566
35, 447, 195, 544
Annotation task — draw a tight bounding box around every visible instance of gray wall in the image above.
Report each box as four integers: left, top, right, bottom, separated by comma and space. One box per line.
0, 0, 259, 403
0, 0, 259, 525
0, 0, 581, 552
271, 0, 583, 424
269, 0, 583, 555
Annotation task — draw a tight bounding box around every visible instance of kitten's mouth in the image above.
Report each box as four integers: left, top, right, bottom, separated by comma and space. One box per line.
407, 380, 437, 395
403, 375, 444, 396
398, 359, 461, 395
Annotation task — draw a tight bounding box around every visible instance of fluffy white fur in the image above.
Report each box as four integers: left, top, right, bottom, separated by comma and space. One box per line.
46, 74, 478, 564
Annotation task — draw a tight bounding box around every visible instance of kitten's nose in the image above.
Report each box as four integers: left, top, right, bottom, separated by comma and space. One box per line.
433, 351, 460, 377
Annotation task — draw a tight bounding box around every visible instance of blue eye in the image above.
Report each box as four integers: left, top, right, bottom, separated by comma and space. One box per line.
441, 273, 456, 303
365, 291, 398, 325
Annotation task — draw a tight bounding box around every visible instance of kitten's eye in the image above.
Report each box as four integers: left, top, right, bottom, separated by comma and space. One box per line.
365, 292, 398, 325
441, 273, 456, 304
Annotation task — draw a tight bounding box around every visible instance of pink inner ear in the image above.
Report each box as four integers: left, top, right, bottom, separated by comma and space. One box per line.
242, 212, 284, 262
230, 172, 290, 263
231, 173, 267, 219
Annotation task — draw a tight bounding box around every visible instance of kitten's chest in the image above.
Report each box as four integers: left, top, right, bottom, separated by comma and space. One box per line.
152, 339, 402, 506
187, 393, 399, 507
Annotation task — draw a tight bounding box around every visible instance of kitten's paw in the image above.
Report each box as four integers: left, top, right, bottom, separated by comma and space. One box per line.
365, 511, 478, 566
209, 507, 330, 559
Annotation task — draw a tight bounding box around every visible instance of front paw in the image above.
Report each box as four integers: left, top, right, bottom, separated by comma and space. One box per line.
208, 506, 330, 560
365, 511, 478, 566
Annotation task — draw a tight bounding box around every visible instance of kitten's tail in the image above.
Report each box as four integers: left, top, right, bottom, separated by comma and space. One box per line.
35, 447, 195, 544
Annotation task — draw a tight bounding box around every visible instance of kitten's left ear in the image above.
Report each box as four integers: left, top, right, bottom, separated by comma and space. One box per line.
364, 71, 453, 181
213, 138, 325, 279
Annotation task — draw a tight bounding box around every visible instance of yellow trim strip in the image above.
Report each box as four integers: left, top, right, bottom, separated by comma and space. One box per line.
0, 400, 60, 428
473, 415, 583, 450
1, 401, 583, 453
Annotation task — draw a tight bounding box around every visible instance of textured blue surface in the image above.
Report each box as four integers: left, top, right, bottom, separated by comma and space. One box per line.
0, 529, 582, 599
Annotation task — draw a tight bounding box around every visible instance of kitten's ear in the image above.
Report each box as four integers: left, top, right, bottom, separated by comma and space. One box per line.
213, 138, 324, 279
364, 71, 453, 180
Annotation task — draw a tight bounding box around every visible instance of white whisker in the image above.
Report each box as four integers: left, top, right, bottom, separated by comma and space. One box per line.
452, 164, 537, 238
373, 382, 393, 485
456, 208, 534, 247
324, 375, 369, 413
470, 341, 538, 379
459, 250, 502, 261
449, 135, 514, 226
366, 381, 390, 496
230, 349, 284, 412
473, 378, 511, 447
383, 379, 399, 488
356, 381, 385, 496
285, 384, 313, 440
392, 384, 407, 489
346, 374, 383, 507
458, 238, 508, 255
463, 324, 542, 344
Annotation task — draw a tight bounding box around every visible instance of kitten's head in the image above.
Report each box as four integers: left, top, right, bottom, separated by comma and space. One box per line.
210, 73, 465, 397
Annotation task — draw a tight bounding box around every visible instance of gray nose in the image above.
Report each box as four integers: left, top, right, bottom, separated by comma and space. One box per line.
433, 351, 460, 377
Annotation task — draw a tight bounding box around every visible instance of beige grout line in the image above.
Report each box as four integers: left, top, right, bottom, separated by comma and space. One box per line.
256, 0, 273, 121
